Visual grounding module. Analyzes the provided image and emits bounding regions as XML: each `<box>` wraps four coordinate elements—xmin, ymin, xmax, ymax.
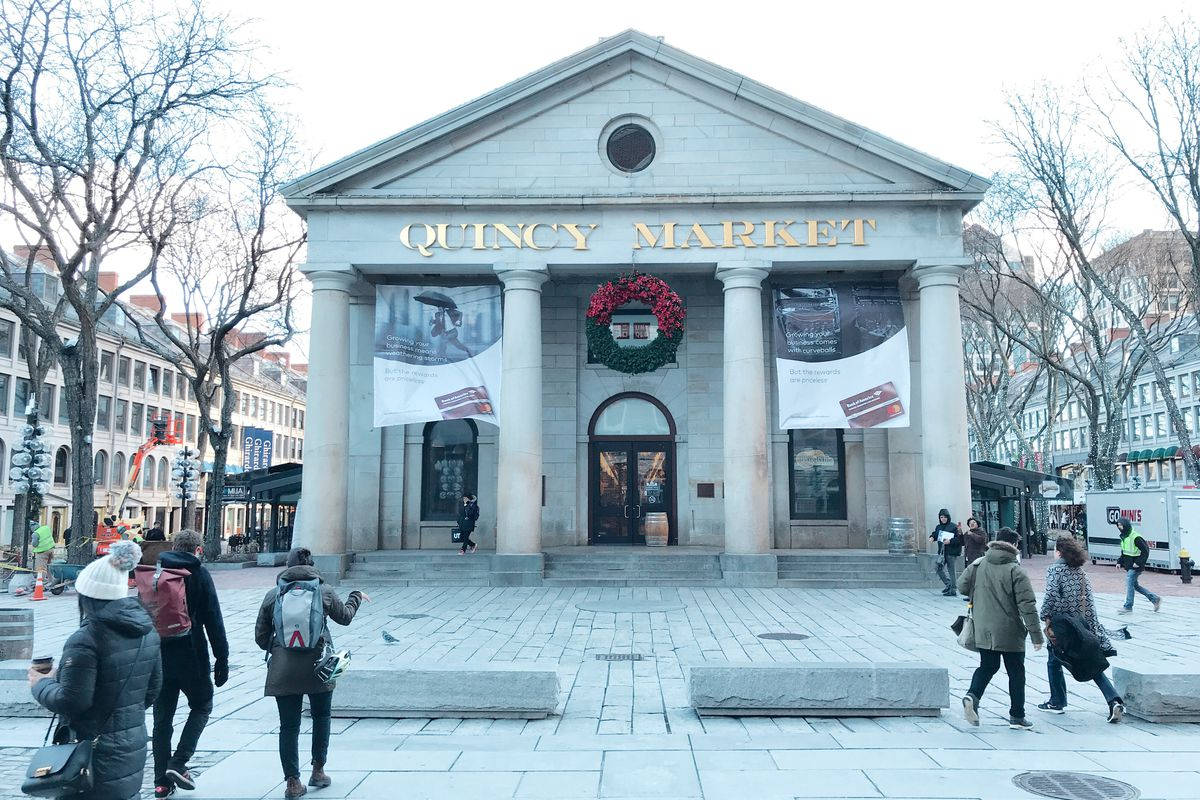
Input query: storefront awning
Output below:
<box><xmin>1163</xmin><ymin>446</ymin><xmax>1180</xmax><ymax>458</ymax></box>
<box><xmin>1117</xmin><ymin>452</ymin><xmax>1129</xmax><ymax>463</ymax></box>
<box><xmin>1152</xmin><ymin>447</ymin><xmax>1168</xmax><ymax>460</ymax></box>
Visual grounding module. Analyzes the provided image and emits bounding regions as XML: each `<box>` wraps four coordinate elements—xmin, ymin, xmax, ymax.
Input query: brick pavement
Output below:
<box><xmin>1</xmin><ymin>568</ymin><xmax>1197</xmax><ymax>799</ymax></box>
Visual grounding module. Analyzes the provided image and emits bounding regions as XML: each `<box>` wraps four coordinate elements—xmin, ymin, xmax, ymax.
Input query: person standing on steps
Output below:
<box><xmin>457</xmin><ymin>493</ymin><xmax>480</xmax><ymax>554</ymax></box>
<box><xmin>148</xmin><ymin>529</ymin><xmax>229</xmax><ymax>798</ymax></box>
<box><xmin>1115</xmin><ymin>518</ymin><xmax>1161</xmax><ymax>614</ymax></box>
<box><xmin>256</xmin><ymin>547</ymin><xmax>369</xmax><ymax>798</ymax></box>
<box><xmin>958</xmin><ymin>527</ymin><xmax>1044</xmax><ymax>731</ymax></box>
<box><xmin>929</xmin><ymin>509</ymin><xmax>963</xmax><ymax>596</ymax></box>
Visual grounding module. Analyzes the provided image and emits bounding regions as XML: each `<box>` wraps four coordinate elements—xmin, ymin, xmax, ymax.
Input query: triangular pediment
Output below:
<box><xmin>284</xmin><ymin>31</ymin><xmax>988</xmax><ymax>207</ymax></box>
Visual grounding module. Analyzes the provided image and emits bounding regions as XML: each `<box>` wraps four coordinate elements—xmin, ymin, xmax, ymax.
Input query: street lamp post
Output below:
<box><xmin>172</xmin><ymin>446</ymin><xmax>201</xmax><ymax>532</ymax></box>
<box><xmin>8</xmin><ymin>401</ymin><xmax>50</xmax><ymax>571</ymax></box>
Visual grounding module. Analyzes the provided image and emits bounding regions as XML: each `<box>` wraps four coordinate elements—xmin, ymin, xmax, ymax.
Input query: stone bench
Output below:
<box><xmin>686</xmin><ymin>662</ymin><xmax>949</xmax><ymax>717</ymax></box>
<box><xmin>1112</xmin><ymin>666</ymin><xmax>1200</xmax><ymax>723</ymax></box>
<box><xmin>332</xmin><ymin>663</ymin><xmax>559</xmax><ymax>719</ymax></box>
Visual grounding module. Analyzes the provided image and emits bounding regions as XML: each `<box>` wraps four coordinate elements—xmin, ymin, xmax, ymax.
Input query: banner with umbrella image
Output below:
<box><xmin>374</xmin><ymin>285</ymin><xmax>502</xmax><ymax>427</ymax></box>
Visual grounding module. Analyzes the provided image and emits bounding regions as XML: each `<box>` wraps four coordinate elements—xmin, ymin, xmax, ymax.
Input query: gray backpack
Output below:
<box><xmin>273</xmin><ymin>576</ymin><xmax>325</xmax><ymax>650</ymax></box>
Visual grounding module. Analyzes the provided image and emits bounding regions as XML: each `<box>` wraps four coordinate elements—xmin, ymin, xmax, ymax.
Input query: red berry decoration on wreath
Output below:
<box><xmin>585</xmin><ymin>272</ymin><xmax>685</xmax><ymax>374</ymax></box>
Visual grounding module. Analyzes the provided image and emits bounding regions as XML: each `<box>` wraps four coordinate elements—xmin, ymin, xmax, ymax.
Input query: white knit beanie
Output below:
<box><xmin>74</xmin><ymin>540</ymin><xmax>141</xmax><ymax>600</ymax></box>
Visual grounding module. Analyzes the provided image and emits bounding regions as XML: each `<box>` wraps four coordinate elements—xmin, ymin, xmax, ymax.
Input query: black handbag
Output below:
<box><xmin>451</xmin><ymin>527</ymin><xmax>463</xmax><ymax>543</ymax></box>
<box><xmin>23</xmin><ymin>637</ymin><xmax>146</xmax><ymax>797</ymax></box>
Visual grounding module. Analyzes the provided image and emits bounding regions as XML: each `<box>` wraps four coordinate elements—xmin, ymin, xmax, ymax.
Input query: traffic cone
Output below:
<box><xmin>31</xmin><ymin>572</ymin><xmax>46</xmax><ymax>601</ymax></box>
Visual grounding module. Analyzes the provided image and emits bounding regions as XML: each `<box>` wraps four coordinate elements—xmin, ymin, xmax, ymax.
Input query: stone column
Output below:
<box><xmin>294</xmin><ymin>268</ymin><xmax>355</xmax><ymax>578</ymax></box>
<box><xmin>716</xmin><ymin>261</ymin><xmax>776</xmax><ymax>586</ymax></box>
<box><xmin>914</xmin><ymin>259</ymin><xmax>974</xmax><ymax>535</ymax></box>
<box><xmin>493</xmin><ymin>267</ymin><xmax>547</xmax><ymax>585</ymax></box>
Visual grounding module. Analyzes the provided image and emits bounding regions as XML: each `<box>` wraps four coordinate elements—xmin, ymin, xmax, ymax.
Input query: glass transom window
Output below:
<box><xmin>593</xmin><ymin>397</ymin><xmax>670</xmax><ymax>436</ymax></box>
<box><xmin>606</xmin><ymin>123</ymin><xmax>655</xmax><ymax>172</ymax></box>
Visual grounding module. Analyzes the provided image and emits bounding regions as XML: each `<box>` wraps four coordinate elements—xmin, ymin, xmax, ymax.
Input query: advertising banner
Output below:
<box><xmin>773</xmin><ymin>283</ymin><xmax>910</xmax><ymax>429</ymax></box>
<box><xmin>374</xmin><ymin>285</ymin><xmax>502</xmax><ymax>427</ymax></box>
<box><xmin>242</xmin><ymin>426</ymin><xmax>274</xmax><ymax>471</ymax></box>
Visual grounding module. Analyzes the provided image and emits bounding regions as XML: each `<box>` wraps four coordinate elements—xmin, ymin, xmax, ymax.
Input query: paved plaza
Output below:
<box><xmin>1</xmin><ymin>566</ymin><xmax>1198</xmax><ymax>799</ymax></box>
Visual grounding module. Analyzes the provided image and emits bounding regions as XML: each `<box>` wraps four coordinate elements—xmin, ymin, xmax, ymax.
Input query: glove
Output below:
<box><xmin>213</xmin><ymin>659</ymin><xmax>228</xmax><ymax>688</ymax></box>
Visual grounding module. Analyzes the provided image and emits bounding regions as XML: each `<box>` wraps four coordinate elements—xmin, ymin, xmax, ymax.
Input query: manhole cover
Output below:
<box><xmin>757</xmin><ymin>632</ymin><xmax>810</xmax><ymax>641</ymax></box>
<box><xmin>1013</xmin><ymin>772</ymin><xmax>1139</xmax><ymax>800</ymax></box>
<box><xmin>390</xmin><ymin>613</ymin><xmax>429</xmax><ymax>620</ymax></box>
<box><xmin>576</xmin><ymin>600</ymin><xmax>686</xmax><ymax>613</ymax></box>
<box><xmin>595</xmin><ymin>653</ymin><xmax>645</xmax><ymax>661</ymax></box>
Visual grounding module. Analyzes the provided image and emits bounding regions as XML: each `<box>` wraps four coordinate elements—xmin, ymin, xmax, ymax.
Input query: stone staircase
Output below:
<box><xmin>542</xmin><ymin>551</ymin><xmax>725</xmax><ymax>586</ymax></box>
<box><xmin>344</xmin><ymin>551</ymin><xmax>494</xmax><ymax>586</ymax></box>
<box><xmin>776</xmin><ymin>552</ymin><xmax>934</xmax><ymax>589</ymax></box>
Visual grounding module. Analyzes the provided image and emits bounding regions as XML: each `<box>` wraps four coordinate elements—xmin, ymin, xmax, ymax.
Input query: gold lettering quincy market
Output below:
<box><xmin>632</xmin><ymin>219</ymin><xmax>876</xmax><ymax>250</ymax></box>
<box><xmin>399</xmin><ymin>222</ymin><xmax>597</xmax><ymax>257</ymax></box>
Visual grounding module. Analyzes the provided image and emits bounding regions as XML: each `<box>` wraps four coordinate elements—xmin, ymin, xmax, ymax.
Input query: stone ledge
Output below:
<box><xmin>1113</xmin><ymin>666</ymin><xmax>1200</xmax><ymax>723</ymax></box>
<box><xmin>333</xmin><ymin>663</ymin><xmax>559</xmax><ymax>719</ymax></box>
<box><xmin>686</xmin><ymin>662</ymin><xmax>948</xmax><ymax>717</ymax></box>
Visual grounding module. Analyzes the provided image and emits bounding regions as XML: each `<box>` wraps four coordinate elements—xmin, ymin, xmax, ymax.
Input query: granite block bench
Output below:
<box><xmin>686</xmin><ymin>662</ymin><xmax>949</xmax><ymax>717</ymax></box>
<box><xmin>1112</xmin><ymin>665</ymin><xmax>1200</xmax><ymax>723</ymax></box>
<box><xmin>332</xmin><ymin>663</ymin><xmax>559</xmax><ymax>719</ymax></box>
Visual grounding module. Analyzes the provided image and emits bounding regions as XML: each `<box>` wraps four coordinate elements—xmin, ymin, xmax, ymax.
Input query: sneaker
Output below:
<box><xmin>469</xmin><ymin>544</ymin><xmax>477</xmax><ymax>553</ymax></box>
<box><xmin>1008</xmin><ymin>717</ymin><xmax>1034</xmax><ymax>730</ymax></box>
<box><xmin>457</xmin><ymin>550</ymin><xmax>464</xmax><ymax>556</ymax></box>
<box><xmin>155</xmin><ymin>785</ymin><xmax>176</xmax><ymax>799</ymax></box>
<box><xmin>1117</xmin><ymin>607</ymin><xmax>1133</xmax><ymax>615</ymax></box>
<box><xmin>1037</xmin><ymin>701</ymin><xmax>1065</xmax><ymax>714</ymax></box>
<box><xmin>1153</xmin><ymin>598</ymin><xmax>1162</xmax><ymax>612</ymax></box>
<box><xmin>962</xmin><ymin>694</ymin><xmax>979</xmax><ymax>726</ymax></box>
<box><xmin>166</xmin><ymin>769</ymin><xmax>195</xmax><ymax>791</ymax></box>
<box><xmin>1108</xmin><ymin>700</ymin><xmax>1125</xmax><ymax>723</ymax></box>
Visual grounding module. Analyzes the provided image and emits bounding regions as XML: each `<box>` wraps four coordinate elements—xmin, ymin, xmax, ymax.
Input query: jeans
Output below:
<box><xmin>967</xmin><ymin>648</ymin><xmax>1026</xmax><ymax>719</ymax></box>
<box><xmin>936</xmin><ymin>554</ymin><xmax>959</xmax><ymax>591</ymax></box>
<box><xmin>1047</xmin><ymin>647</ymin><xmax>1119</xmax><ymax>707</ymax></box>
<box><xmin>1124</xmin><ymin>568</ymin><xmax>1159</xmax><ymax>610</ymax></box>
<box><xmin>152</xmin><ymin>650</ymin><xmax>214</xmax><ymax>782</ymax></box>
<box><xmin>276</xmin><ymin>691</ymin><xmax>333</xmax><ymax>779</ymax></box>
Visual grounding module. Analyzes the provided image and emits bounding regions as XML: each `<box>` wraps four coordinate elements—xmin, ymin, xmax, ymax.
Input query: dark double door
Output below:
<box><xmin>589</xmin><ymin>441</ymin><xmax>673</xmax><ymax>545</ymax></box>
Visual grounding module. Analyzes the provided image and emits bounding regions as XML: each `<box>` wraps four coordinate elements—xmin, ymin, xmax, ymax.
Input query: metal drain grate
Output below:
<box><xmin>1013</xmin><ymin>772</ymin><xmax>1139</xmax><ymax>800</ymax></box>
<box><xmin>390</xmin><ymin>613</ymin><xmax>429</xmax><ymax>620</ymax></box>
<box><xmin>757</xmin><ymin>632</ymin><xmax>810</xmax><ymax>641</ymax></box>
<box><xmin>595</xmin><ymin>653</ymin><xmax>645</xmax><ymax>661</ymax></box>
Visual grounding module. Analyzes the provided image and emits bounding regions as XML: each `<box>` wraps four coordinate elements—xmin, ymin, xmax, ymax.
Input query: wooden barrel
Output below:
<box><xmin>887</xmin><ymin>517</ymin><xmax>916</xmax><ymax>555</ymax></box>
<box><xmin>644</xmin><ymin>512</ymin><xmax>669</xmax><ymax>546</ymax></box>
<box><xmin>0</xmin><ymin>608</ymin><xmax>34</xmax><ymax>660</ymax></box>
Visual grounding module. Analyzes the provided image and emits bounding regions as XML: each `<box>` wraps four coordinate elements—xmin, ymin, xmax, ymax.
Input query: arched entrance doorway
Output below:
<box><xmin>588</xmin><ymin>393</ymin><xmax>675</xmax><ymax>545</ymax></box>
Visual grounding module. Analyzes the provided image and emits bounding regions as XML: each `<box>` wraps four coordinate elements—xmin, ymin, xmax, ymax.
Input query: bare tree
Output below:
<box><xmin>0</xmin><ymin>0</ymin><xmax>266</xmax><ymax>561</ymax></box>
<box><xmin>123</xmin><ymin>107</ymin><xmax>303</xmax><ymax>559</ymax></box>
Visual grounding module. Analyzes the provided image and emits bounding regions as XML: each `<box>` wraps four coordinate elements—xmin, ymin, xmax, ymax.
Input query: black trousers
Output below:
<box><xmin>968</xmin><ymin>648</ymin><xmax>1026</xmax><ymax>719</ymax></box>
<box><xmin>276</xmin><ymin>691</ymin><xmax>333</xmax><ymax>779</ymax></box>
<box><xmin>152</xmin><ymin>651</ymin><xmax>214</xmax><ymax>782</ymax></box>
<box><xmin>459</xmin><ymin>530</ymin><xmax>476</xmax><ymax>551</ymax></box>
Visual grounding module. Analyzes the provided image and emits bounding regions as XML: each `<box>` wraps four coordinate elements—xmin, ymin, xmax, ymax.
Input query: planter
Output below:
<box><xmin>0</xmin><ymin>608</ymin><xmax>34</xmax><ymax>660</ymax></box>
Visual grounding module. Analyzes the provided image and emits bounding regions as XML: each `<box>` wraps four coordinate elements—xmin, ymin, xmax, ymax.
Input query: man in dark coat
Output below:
<box><xmin>457</xmin><ymin>493</ymin><xmax>480</xmax><ymax>554</ymax></box>
<box><xmin>30</xmin><ymin>540</ymin><xmax>162</xmax><ymax>800</ymax></box>
<box><xmin>151</xmin><ymin>529</ymin><xmax>229</xmax><ymax>797</ymax></box>
<box><xmin>929</xmin><ymin>508</ymin><xmax>963</xmax><ymax>596</ymax></box>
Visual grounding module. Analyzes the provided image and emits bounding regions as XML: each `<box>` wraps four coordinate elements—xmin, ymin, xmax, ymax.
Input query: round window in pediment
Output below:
<box><xmin>606</xmin><ymin>123</ymin><xmax>655</xmax><ymax>173</ymax></box>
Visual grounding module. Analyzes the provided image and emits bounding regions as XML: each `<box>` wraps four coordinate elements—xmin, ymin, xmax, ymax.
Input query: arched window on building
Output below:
<box><xmin>421</xmin><ymin>420</ymin><xmax>478</xmax><ymax>521</ymax></box>
<box><xmin>112</xmin><ymin>452</ymin><xmax>126</xmax><ymax>489</ymax></box>
<box><xmin>157</xmin><ymin>459</ymin><xmax>169</xmax><ymax>492</ymax></box>
<box><xmin>54</xmin><ymin>446</ymin><xmax>69</xmax><ymax>485</ymax></box>
<box><xmin>143</xmin><ymin>456</ymin><xmax>155</xmax><ymax>490</ymax></box>
<box><xmin>93</xmin><ymin>450</ymin><xmax>108</xmax><ymax>487</ymax></box>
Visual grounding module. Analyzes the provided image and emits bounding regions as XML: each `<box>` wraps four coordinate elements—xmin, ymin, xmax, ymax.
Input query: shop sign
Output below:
<box><xmin>222</xmin><ymin>483</ymin><xmax>248</xmax><ymax>503</ymax></box>
<box><xmin>242</xmin><ymin>426</ymin><xmax>274</xmax><ymax>472</ymax></box>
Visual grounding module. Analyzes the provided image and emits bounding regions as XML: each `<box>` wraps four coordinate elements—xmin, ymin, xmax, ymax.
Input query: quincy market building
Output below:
<box><xmin>283</xmin><ymin>31</ymin><xmax>986</xmax><ymax>583</ymax></box>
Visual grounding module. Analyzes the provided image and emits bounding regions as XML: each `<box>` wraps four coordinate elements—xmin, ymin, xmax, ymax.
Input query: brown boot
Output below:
<box><xmin>284</xmin><ymin>777</ymin><xmax>307</xmax><ymax>798</ymax></box>
<box><xmin>308</xmin><ymin>763</ymin><xmax>331</xmax><ymax>789</ymax></box>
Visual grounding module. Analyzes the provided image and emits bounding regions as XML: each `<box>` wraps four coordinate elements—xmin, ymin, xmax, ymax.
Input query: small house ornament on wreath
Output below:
<box><xmin>585</xmin><ymin>272</ymin><xmax>685</xmax><ymax>374</ymax></box>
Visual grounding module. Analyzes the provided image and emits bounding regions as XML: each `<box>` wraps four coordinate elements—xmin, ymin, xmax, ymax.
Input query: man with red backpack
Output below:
<box><xmin>136</xmin><ymin>529</ymin><xmax>229</xmax><ymax>798</ymax></box>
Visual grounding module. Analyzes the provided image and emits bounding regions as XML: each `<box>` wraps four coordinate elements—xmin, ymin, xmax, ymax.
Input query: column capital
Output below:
<box><xmin>912</xmin><ymin>258</ymin><xmax>972</xmax><ymax>289</ymax></box>
<box><xmin>304</xmin><ymin>269</ymin><xmax>358</xmax><ymax>293</ymax></box>
<box><xmin>715</xmin><ymin>261</ymin><xmax>771</xmax><ymax>291</ymax></box>
<box><xmin>495</xmin><ymin>267</ymin><xmax>548</xmax><ymax>293</ymax></box>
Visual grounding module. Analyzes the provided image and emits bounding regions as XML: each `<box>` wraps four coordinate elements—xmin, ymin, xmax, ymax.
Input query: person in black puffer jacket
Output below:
<box><xmin>30</xmin><ymin>540</ymin><xmax>162</xmax><ymax>800</ymax></box>
<box><xmin>929</xmin><ymin>508</ymin><xmax>964</xmax><ymax>596</ymax></box>
<box><xmin>457</xmin><ymin>493</ymin><xmax>480</xmax><ymax>554</ymax></box>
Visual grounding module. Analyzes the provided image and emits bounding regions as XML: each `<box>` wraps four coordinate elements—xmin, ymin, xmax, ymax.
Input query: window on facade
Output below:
<box><xmin>173</xmin><ymin>411</ymin><xmax>184</xmax><ymax>437</ymax></box>
<box><xmin>39</xmin><ymin>384</ymin><xmax>53</xmax><ymax>422</ymax></box>
<box><xmin>1153</xmin><ymin>384</ymin><xmax>1162</xmax><ymax>403</ymax></box>
<box><xmin>251</xmin><ymin>396</ymin><xmax>258</xmax><ymax>418</ymax></box>
<box><xmin>789</xmin><ymin>429</ymin><xmax>847</xmax><ymax>520</ymax></box>
<box><xmin>147</xmin><ymin>406</ymin><xmax>158</xmax><ymax>432</ymax></box>
<box><xmin>0</xmin><ymin>319</ymin><xmax>13</xmax><ymax>358</ymax></box>
<box><xmin>112</xmin><ymin>452</ymin><xmax>126</xmax><ymax>488</ymax></box>
<box><xmin>130</xmin><ymin>402</ymin><xmax>144</xmax><ymax>436</ymax></box>
<box><xmin>115</xmin><ymin>399</ymin><xmax>128</xmax><ymax>434</ymax></box>
<box><xmin>299</xmin><ymin>410</ymin><xmax>304</xmax><ymax>429</ymax></box>
<box><xmin>0</xmin><ymin>439</ymin><xmax>4</xmax><ymax>483</ymax></box>
<box><xmin>58</xmin><ymin>392</ymin><xmax>68</xmax><ymax>425</ymax></box>
<box><xmin>157</xmin><ymin>460</ymin><xmax>168</xmax><ymax>492</ymax></box>
<box><xmin>99</xmin><ymin>352</ymin><xmax>113</xmax><ymax>383</ymax></box>
<box><xmin>14</xmin><ymin>378</ymin><xmax>30</xmax><ymax>416</ymax></box>
<box><xmin>421</xmin><ymin>420</ymin><xmax>478</xmax><ymax>520</ymax></box>
<box><xmin>143</xmin><ymin>456</ymin><xmax>155</xmax><ymax>490</ymax></box>
<box><xmin>93</xmin><ymin>450</ymin><xmax>108</xmax><ymax>486</ymax></box>
<box><xmin>53</xmin><ymin>446</ymin><xmax>69</xmax><ymax>485</ymax></box>
<box><xmin>96</xmin><ymin>395</ymin><xmax>112</xmax><ymax>430</ymax></box>
<box><xmin>1156</xmin><ymin>413</ymin><xmax>1167</xmax><ymax>437</ymax></box>
<box><xmin>163</xmin><ymin>370</ymin><xmax>173</xmax><ymax>397</ymax></box>
<box><xmin>118</xmin><ymin>356</ymin><xmax>130</xmax><ymax>387</ymax></box>
<box><xmin>0</xmin><ymin>373</ymin><xmax>8</xmax><ymax>415</ymax></box>
<box><xmin>18</xmin><ymin>327</ymin><xmax>32</xmax><ymax>360</ymax></box>
<box><xmin>1149</xmin><ymin>460</ymin><xmax>1160</xmax><ymax>481</ymax></box>
<box><xmin>176</xmin><ymin>374</ymin><xmax>184</xmax><ymax>398</ymax></box>
<box><xmin>147</xmin><ymin>366</ymin><xmax>159</xmax><ymax>394</ymax></box>
<box><xmin>133</xmin><ymin>361</ymin><xmax>145</xmax><ymax>391</ymax></box>
<box><xmin>1138</xmin><ymin>385</ymin><xmax>1148</xmax><ymax>406</ymax></box>
<box><xmin>186</xmin><ymin>414</ymin><xmax>196</xmax><ymax>442</ymax></box>
<box><xmin>297</xmin><ymin>438</ymin><xmax>302</xmax><ymax>459</ymax></box>
<box><xmin>241</xmin><ymin>393</ymin><xmax>249</xmax><ymax>415</ymax></box>
<box><xmin>1143</xmin><ymin>416</ymin><xmax>1153</xmax><ymax>438</ymax></box>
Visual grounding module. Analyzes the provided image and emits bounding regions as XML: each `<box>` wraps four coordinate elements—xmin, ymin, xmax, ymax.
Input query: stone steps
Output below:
<box><xmin>542</xmin><ymin>578</ymin><xmax>728</xmax><ymax>587</ymax></box>
<box><xmin>777</xmin><ymin>578</ymin><xmax>932</xmax><ymax>589</ymax></box>
<box><xmin>342</xmin><ymin>573</ymin><xmax>493</xmax><ymax>586</ymax></box>
<box><xmin>544</xmin><ymin>554</ymin><xmax>723</xmax><ymax>587</ymax></box>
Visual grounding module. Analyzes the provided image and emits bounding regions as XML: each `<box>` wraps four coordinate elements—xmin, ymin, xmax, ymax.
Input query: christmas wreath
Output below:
<box><xmin>585</xmin><ymin>272</ymin><xmax>685</xmax><ymax>374</ymax></box>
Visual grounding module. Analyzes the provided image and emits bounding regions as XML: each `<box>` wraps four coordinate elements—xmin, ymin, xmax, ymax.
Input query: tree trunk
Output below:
<box><xmin>202</xmin><ymin>380</ymin><xmax>235</xmax><ymax>562</ymax></box>
<box><xmin>61</xmin><ymin>342</ymin><xmax>98</xmax><ymax>564</ymax></box>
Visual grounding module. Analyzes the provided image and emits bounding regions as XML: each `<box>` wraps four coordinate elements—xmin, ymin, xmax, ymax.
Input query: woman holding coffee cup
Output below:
<box><xmin>28</xmin><ymin>540</ymin><xmax>162</xmax><ymax>800</ymax></box>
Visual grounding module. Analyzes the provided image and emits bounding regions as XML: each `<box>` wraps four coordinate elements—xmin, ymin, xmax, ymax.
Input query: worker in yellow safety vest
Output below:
<box><xmin>1114</xmin><ymin>518</ymin><xmax>1162</xmax><ymax>614</ymax></box>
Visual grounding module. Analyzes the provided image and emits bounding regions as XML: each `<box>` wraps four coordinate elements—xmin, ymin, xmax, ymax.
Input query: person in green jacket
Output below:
<box><xmin>957</xmin><ymin>527</ymin><xmax>1044</xmax><ymax>730</ymax></box>
<box><xmin>31</xmin><ymin>524</ymin><xmax>56</xmax><ymax>578</ymax></box>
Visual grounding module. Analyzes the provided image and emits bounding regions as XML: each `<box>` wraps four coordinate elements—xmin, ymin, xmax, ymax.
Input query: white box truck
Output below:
<box><xmin>1085</xmin><ymin>488</ymin><xmax>1200</xmax><ymax>571</ymax></box>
